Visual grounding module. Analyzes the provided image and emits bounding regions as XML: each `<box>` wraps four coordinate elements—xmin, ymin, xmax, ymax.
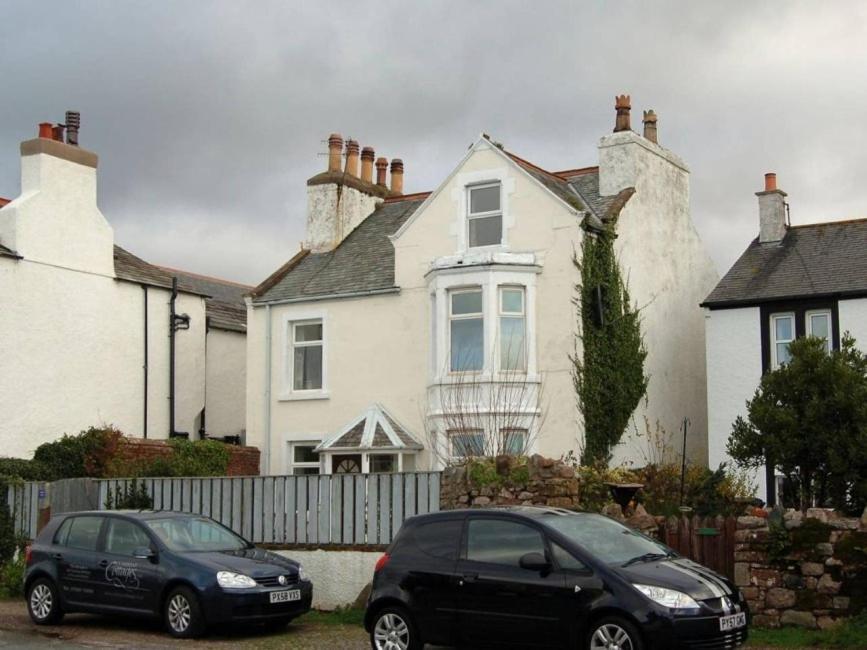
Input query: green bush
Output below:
<box><xmin>0</xmin><ymin>504</ymin><xmax>20</xmax><ymax>565</ymax></box>
<box><xmin>104</xmin><ymin>479</ymin><xmax>154</xmax><ymax>510</ymax></box>
<box><xmin>0</xmin><ymin>458</ymin><xmax>49</xmax><ymax>482</ymax></box>
<box><xmin>32</xmin><ymin>426</ymin><xmax>123</xmax><ymax>480</ymax></box>
<box><xmin>0</xmin><ymin>556</ymin><xmax>25</xmax><ymax>599</ymax></box>
<box><xmin>166</xmin><ymin>439</ymin><xmax>230</xmax><ymax>476</ymax></box>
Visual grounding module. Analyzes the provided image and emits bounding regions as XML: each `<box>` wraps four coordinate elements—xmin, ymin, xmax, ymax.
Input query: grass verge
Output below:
<box><xmin>748</xmin><ymin>614</ymin><xmax>867</xmax><ymax>648</ymax></box>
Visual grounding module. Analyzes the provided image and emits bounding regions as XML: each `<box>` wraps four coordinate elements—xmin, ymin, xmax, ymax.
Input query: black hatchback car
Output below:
<box><xmin>24</xmin><ymin>510</ymin><xmax>312</xmax><ymax>637</ymax></box>
<box><xmin>365</xmin><ymin>507</ymin><xmax>749</xmax><ymax>650</ymax></box>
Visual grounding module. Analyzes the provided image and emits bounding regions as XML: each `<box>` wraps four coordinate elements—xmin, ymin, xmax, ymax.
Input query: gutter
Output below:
<box><xmin>251</xmin><ymin>286</ymin><xmax>400</xmax><ymax>308</ymax></box>
<box><xmin>701</xmin><ymin>289</ymin><xmax>867</xmax><ymax>311</ymax></box>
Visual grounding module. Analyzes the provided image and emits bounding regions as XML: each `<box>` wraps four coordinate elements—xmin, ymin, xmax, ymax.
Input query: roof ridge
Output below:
<box><xmin>554</xmin><ymin>166</ymin><xmax>598</xmax><ymax>179</ymax></box>
<box><xmin>383</xmin><ymin>191</ymin><xmax>431</xmax><ymax>203</ymax></box>
<box><xmin>157</xmin><ymin>265</ymin><xmax>253</xmax><ymax>289</ymax></box>
<box><xmin>790</xmin><ymin>217</ymin><xmax>867</xmax><ymax>229</ymax></box>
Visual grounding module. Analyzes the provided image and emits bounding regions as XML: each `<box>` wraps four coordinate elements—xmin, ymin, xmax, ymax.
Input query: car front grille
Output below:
<box><xmin>680</xmin><ymin>628</ymin><xmax>748</xmax><ymax>650</ymax></box>
<box><xmin>254</xmin><ymin>575</ymin><xmax>294</xmax><ymax>588</ymax></box>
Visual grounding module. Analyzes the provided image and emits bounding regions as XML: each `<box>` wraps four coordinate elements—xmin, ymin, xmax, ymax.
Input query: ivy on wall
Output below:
<box><xmin>571</xmin><ymin>218</ymin><xmax>648</xmax><ymax>465</ymax></box>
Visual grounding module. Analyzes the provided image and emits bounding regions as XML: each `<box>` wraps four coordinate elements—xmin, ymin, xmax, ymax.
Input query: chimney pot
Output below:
<box><xmin>327</xmin><ymin>133</ymin><xmax>343</xmax><ymax>173</ymax></box>
<box><xmin>344</xmin><ymin>139</ymin><xmax>360</xmax><ymax>178</ymax></box>
<box><xmin>642</xmin><ymin>109</ymin><xmax>658</xmax><ymax>144</ymax></box>
<box><xmin>65</xmin><ymin>110</ymin><xmax>80</xmax><ymax>146</ymax></box>
<box><xmin>390</xmin><ymin>158</ymin><xmax>404</xmax><ymax>195</ymax></box>
<box><xmin>52</xmin><ymin>125</ymin><xmax>65</xmax><ymax>142</ymax></box>
<box><xmin>360</xmin><ymin>146</ymin><xmax>375</xmax><ymax>183</ymax></box>
<box><xmin>614</xmin><ymin>94</ymin><xmax>631</xmax><ymax>132</ymax></box>
<box><xmin>764</xmin><ymin>172</ymin><xmax>777</xmax><ymax>192</ymax></box>
<box><xmin>375</xmin><ymin>157</ymin><xmax>388</xmax><ymax>186</ymax></box>
<box><xmin>38</xmin><ymin>123</ymin><xmax>54</xmax><ymax>139</ymax></box>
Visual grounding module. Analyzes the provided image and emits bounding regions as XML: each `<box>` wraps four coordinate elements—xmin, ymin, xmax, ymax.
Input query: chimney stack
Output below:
<box><xmin>344</xmin><ymin>140</ymin><xmax>359</xmax><ymax>177</ymax></box>
<box><xmin>375</xmin><ymin>157</ymin><xmax>388</xmax><ymax>187</ymax></box>
<box><xmin>328</xmin><ymin>133</ymin><xmax>343</xmax><ymax>173</ymax></box>
<box><xmin>65</xmin><ymin>111</ymin><xmax>80</xmax><ymax>146</ymax></box>
<box><xmin>757</xmin><ymin>172</ymin><xmax>787</xmax><ymax>243</ymax></box>
<box><xmin>614</xmin><ymin>94</ymin><xmax>631</xmax><ymax>132</ymax></box>
<box><xmin>390</xmin><ymin>159</ymin><xmax>404</xmax><ymax>194</ymax></box>
<box><xmin>360</xmin><ymin>147</ymin><xmax>375</xmax><ymax>183</ymax></box>
<box><xmin>642</xmin><ymin>110</ymin><xmax>658</xmax><ymax>144</ymax></box>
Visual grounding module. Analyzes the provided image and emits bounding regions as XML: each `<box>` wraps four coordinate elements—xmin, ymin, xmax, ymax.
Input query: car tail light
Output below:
<box><xmin>24</xmin><ymin>545</ymin><xmax>32</xmax><ymax>566</ymax></box>
<box><xmin>374</xmin><ymin>553</ymin><xmax>390</xmax><ymax>573</ymax></box>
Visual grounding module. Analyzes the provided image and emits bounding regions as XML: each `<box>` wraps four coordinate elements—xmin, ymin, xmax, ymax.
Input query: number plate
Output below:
<box><xmin>270</xmin><ymin>589</ymin><xmax>301</xmax><ymax>604</ymax></box>
<box><xmin>719</xmin><ymin>612</ymin><xmax>746</xmax><ymax>631</ymax></box>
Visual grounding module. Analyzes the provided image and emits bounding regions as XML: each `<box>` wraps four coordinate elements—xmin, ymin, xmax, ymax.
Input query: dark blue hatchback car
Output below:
<box><xmin>24</xmin><ymin>510</ymin><xmax>312</xmax><ymax>637</ymax></box>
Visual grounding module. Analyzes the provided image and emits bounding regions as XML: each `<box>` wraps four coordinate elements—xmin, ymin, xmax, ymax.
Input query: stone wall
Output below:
<box><xmin>441</xmin><ymin>455</ymin><xmax>580</xmax><ymax>510</ymax></box>
<box><xmin>735</xmin><ymin>508</ymin><xmax>867</xmax><ymax>629</ymax></box>
<box><xmin>117</xmin><ymin>437</ymin><xmax>260</xmax><ymax>476</ymax></box>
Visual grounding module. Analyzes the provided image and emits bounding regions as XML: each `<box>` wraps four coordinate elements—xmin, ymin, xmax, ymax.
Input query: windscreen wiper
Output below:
<box><xmin>621</xmin><ymin>552</ymin><xmax>671</xmax><ymax>567</ymax></box>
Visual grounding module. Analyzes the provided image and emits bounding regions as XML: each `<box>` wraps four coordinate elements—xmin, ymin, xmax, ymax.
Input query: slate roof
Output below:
<box><xmin>159</xmin><ymin>267</ymin><xmax>252</xmax><ymax>333</ymax></box>
<box><xmin>703</xmin><ymin>219</ymin><xmax>867</xmax><ymax>308</ymax></box>
<box><xmin>563</xmin><ymin>169</ymin><xmax>620</xmax><ymax>220</ymax></box>
<box><xmin>316</xmin><ymin>404</ymin><xmax>424</xmax><ymax>452</ymax></box>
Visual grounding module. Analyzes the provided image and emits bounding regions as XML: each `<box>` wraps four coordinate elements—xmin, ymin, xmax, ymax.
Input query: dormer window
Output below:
<box><xmin>468</xmin><ymin>183</ymin><xmax>502</xmax><ymax>247</ymax></box>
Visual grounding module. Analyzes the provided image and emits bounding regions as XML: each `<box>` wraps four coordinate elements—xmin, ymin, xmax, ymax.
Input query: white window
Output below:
<box><xmin>289</xmin><ymin>442</ymin><xmax>320</xmax><ymax>475</ymax></box>
<box><xmin>501</xmin><ymin>428</ymin><xmax>528</xmax><ymax>455</ymax></box>
<box><xmin>499</xmin><ymin>287</ymin><xmax>526</xmax><ymax>371</ymax></box>
<box><xmin>450</xmin><ymin>289</ymin><xmax>484</xmax><ymax>372</ymax></box>
<box><xmin>448</xmin><ymin>429</ymin><xmax>485</xmax><ymax>458</ymax></box>
<box><xmin>770</xmin><ymin>313</ymin><xmax>795</xmax><ymax>368</ymax></box>
<box><xmin>291</xmin><ymin>321</ymin><xmax>323</xmax><ymax>391</ymax></box>
<box><xmin>467</xmin><ymin>183</ymin><xmax>502</xmax><ymax>247</ymax></box>
<box><xmin>369</xmin><ymin>454</ymin><xmax>396</xmax><ymax>473</ymax></box>
<box><xmin>807</xmin><ymin>310</ymin><xmax>832</xmax><ymax>353</ymax></box>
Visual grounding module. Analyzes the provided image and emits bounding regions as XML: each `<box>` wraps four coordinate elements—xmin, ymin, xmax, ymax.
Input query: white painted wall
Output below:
<box><xmin>205</xmin><ymin>328</ymin><xmax>247</xmax><ymax>437</ymax></box>
<box><xmin>304</xmin><ymin>184</ymin><xmax>382</xmax><ymax>253</ymax></box>
<box><xmin>273</xmin><ymin>548</ymin><xmax>380</xmax><ymax>610</ymax></box>
<box><xmin>705</xmin><ymin>307</ymin><xmax>763</xmax><ymax>496</ymax></box>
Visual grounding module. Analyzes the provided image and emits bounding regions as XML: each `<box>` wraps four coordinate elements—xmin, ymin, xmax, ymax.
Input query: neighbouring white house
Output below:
<box><xmin>246</xmin><ymin>97</ymin><xmax>719</xmax><ymax>476</ymax></box>
<box><xmin>703</xmin><ymin>173</ymin><xmax>867</xmax><ymax>505</ymax></box>
<box><xmin>0</xmin><ymin>116</ymin><xmax>251</xmax><ymax>458</ymax></box>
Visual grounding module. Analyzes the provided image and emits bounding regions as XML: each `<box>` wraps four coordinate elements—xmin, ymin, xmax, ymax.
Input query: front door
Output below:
<box><xmin>454</xmin><ymin>517</ymin><xmax>570</xmax><ymax>648</ymax></box>
<box><xmin>54</xmin><ymin>515</ymin><xmax>106</xmax><ymax>607</ymax></box>
<box><xmin>96</xmin><ymin>517</ymin><xmax>163</xmax><ymax>614</ymax></box>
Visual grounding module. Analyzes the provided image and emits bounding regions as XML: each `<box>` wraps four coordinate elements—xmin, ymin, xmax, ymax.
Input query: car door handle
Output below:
<box><xmin>52</xmin><ymin>553</ymin><xmax>63</xmax><ymax>561</ymax></box>
<box><xmin>98</xmin><ymin>560</ymin><xmax>108</xmax><ymax>568</ymax></box>
<box><xmin>458</xmin><ymin>573</ymin><xmax>478</xmax><ymax>586</ymax></box>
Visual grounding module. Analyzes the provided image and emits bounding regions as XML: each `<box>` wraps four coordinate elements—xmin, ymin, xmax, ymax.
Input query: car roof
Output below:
<box><xmin>52</xmin><ymin>510</ymin><xmax>199</xmax><ymax>521</ymax></box>
<box><xmin>407</xmin><ymin>506</ymin><xmax>592</xmax><ymax>523</ymax></box>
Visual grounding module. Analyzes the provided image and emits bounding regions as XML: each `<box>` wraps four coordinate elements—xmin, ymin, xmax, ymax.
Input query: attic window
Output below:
<box><xmin>468</xmin><ymin>183</ymin><xmax>502</xmax><ymax>247</ymax></box>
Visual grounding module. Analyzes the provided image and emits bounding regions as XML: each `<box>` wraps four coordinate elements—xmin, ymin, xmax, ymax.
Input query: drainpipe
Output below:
<box><xmin>142</xmin><ymin>285</ymin><xmax>149</xmax><ymax>438</ymax></box>
<box><xmin>169</xmin><ymin>277</ymin><xmax>177</xmax><ymax>437</ymax></box>
<box><xmin>264</xmin><ymin>304</ymin><xmax>272</xmax><ymax>475</ymax></box>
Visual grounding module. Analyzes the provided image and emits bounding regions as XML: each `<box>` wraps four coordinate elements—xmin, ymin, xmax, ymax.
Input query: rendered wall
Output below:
<box><xmin>273</xmin><ymin>548</ymin><xmax>380</xmax><ymax>610</ymax></box>
<box><xmin>205</xmin><ymin>327</ymin><xmax>247</xmax><ymax>438</ymax></box>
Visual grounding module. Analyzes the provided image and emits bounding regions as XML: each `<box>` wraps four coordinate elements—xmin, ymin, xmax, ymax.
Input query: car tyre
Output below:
<box><xmin>586</xmin><ymin>615</ymin><xmax>644</xmax><ymax>650</ymax></box>
<box><xmin>164</xmin><ymin>586</ymin><xmax>205</xmax><ymax>638</ymax></box>
<box><xmin>370</xmin><ymin>605</ymin><xmax>421</xmax><ymax>650</ymax></box>
<box><xmin>26</xmin><ymin>578</ymin><xmax>64</xmax><ymax>625</ymax></box>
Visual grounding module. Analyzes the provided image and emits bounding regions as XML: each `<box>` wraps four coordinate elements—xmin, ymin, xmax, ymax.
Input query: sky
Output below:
<box><xmin>1</xmin><ymin>1</ymin><xmax>866</xmax><ymax>286</ymax></box>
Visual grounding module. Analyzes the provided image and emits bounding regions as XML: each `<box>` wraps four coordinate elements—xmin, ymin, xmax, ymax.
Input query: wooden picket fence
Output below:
<box><xmin>4</xmin><ymin>481</ymin><xmax>45</xmax><ymax>540</ymax></box>
<box><xmin>96</xmin><ymin>472</ymin><xmax>441</xmax><ymax>546</ymax></box>
<box><xmin>657</xmin><ymin>515</ymin><xmax>738</xmax><ymax>581</ymax></box>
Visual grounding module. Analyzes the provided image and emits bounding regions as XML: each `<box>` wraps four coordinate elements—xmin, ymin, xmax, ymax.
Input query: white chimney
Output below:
<box><xmin>757</xmin><ymin>173</ymin><xmax>787</xmax><ymax>243</ymax></box>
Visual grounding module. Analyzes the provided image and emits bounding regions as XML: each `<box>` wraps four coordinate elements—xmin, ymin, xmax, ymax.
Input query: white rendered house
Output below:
<box><xmin>246</xmin><ymin>98</ymin><xmax>719</xmax><ymax>475</ymax></box>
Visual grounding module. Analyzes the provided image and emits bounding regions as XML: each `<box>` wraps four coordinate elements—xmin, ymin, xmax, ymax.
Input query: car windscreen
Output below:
<box><xmin>542</xmin><ymin>513</ymin><xmax>670</xmax><ymax>565</ymax></box>
<box><xmin>144</xmin><ymin>516</ymin><xmax>249</xmax><ymax>552</ymax></box>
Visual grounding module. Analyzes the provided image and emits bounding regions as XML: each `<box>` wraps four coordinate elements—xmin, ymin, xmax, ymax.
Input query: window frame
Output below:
<box><xmin>770</xmin><ymin>312</ymin><xmax>795</xmax><ymax>369</ymax></box>
<box><xmin>500</xmin><ymin>427</ymin><xmax>528</xmax><ymax>455</ymax></box>
<box><xmin>288</xmin><ymin>441</ymin><xmax>321</xmax><ymax>475</ymax></box>
<box><xmin>806</xmin><ymin>309</ymin><xmax>832</xmax><ymax>353</ymax></box>
<box><xmin>498</xmin><ymin>286</ymin><xmax>527</xmax><ymax>372</ymax></box>
<box><xmin>448</xmin><ymin>428</ymin><xmax>486</xmax><ymax>459</ymax></box>
<box><xmin>291</xmin><ymin>319</ymin><xmax>324</xmax><ymax>392</ymax></box>
<box><xmin>61</xmin><ymin>515</ymin><xmax>106</xmax><ymax>552</ymax></box>
<box><xmin>467</xmin><ymin>182</ymin><xmax>503</xmax><ymax>248</ymax></box>
<box><xmin>448</xmin><ymin>287</ymin><xmax>485</xmax><ymax>373</ymax></box>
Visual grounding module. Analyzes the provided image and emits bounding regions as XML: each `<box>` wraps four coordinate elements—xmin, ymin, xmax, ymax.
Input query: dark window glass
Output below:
<box><xmin>414</xmin><ymin>520</ymin><xmax>463</xmax><ymax>560</ymax></box>
<box><xmin>467</xmin><ymin>519</ymin><xmax>544</xmax><ymax>567</ymax></box>
<box><xmin>104</xmin><ymin>518</ymin><xmax>152</xmax><ymax>557</ymax></box>
<box><xmin>53</xmin><ymin>518</ymin><xmax>73</xmax><ymax>546</ymax></box>
<box><xmin>65</xmin><ymin>516</ymin><xmax>103</xmax><ymax>551</ymax></box>
<box><xmin>551</xmin><ymin>542</ymin><xmax>587</xmax><ymax>572</ymax></box>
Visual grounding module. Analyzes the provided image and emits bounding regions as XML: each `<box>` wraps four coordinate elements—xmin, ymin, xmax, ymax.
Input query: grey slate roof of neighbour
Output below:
<box><xmin>159</xmin><ymin>268</ymin><xmax>252</xmax><ymax>333</ymax></box>
<box><xmin>565</xmin><ymin>171</ymin><xmax>619</xmax><ymax>220</ymax></box>
<box><xmin>253</xmin><ymin>197</ymin><xmax>424</xmax><ymax>304</ymax></box>
<box><xmin>703</xmin><ymin>219</ymin><xmax>867</xmax><ymax>308</ymax></box>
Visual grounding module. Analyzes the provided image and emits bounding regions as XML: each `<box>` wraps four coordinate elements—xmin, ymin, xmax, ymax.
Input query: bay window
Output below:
<box><xmin>449</xmin><ymin>429</ymin><xmax>485</xmax><ymax>458</ymax></box>
<box><xmin>450</xmin><ymin>289</ymin><xmax>484</xmax><ymax>371</ymax></box>
<box><xmin>499</xmin><ymin>287</ymin><xmax>526</xmax><ymax>371</ymax></box>
<box><xmin>468</xmin><ymin>183</ymin><xmax>502</xmax><ymax>247</ymax></box>
<box><xmin>501</xmin><ymin>428</ymin><xmax>528</xmax><ymax>455</ymax></box>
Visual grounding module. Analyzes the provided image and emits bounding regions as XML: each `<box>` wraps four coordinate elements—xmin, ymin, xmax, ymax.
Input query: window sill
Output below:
<box><xmin>278</xmin><ymin>391</ymin><xmax>330</xmax><ymax>402</ymax></box>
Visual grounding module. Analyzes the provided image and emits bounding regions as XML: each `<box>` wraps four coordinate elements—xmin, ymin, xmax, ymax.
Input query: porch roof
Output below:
<box><xmin>315</xmin><ymin>404</ymin><xmax>423</xmax><ymax>453</ymax></box>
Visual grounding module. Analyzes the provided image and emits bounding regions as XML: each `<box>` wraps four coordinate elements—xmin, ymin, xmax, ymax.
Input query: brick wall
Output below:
<box><xmin>734</xmin><ymin>508</ymin><xmax>867</xmax><ymax>629</ymax></box>
<box><xmin>117</xmin><ymin>438</ymin><xmax>260</xmax><ymax>476</ymax></box>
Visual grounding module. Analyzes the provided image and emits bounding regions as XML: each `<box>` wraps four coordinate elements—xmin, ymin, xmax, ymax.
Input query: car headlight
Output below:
<box><xmin>633</xmin><ymin>584</ymin><xmax>700</xmax><ymax>610</ymax></box>
<box><xmin>297</xmin><ymin>564</ymin><xmax>310</xmax><ymax>582</ymax></box>
<box><xmin>217</xmin><ymin>571</ymin><xmax>257</xmax><ymax>589</ymax></box>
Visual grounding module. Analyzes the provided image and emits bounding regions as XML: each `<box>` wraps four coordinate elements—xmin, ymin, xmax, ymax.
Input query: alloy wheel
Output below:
<box><xmin>590</xmin><ymin>623</ymin><xmax>634</xmax><ymax>650</ymax></box>
<box><xmin>167</xmin><ymin>594</ymin><xmax>192</xmax><ymax>633</ymax></box>
<box><xmin>30</xmin><ymin>584</ymin><xmax>53</xmax><ymax>620</ymax></box>
<box><xmin>373</xmin><ymin>612</ymin><xmax>410</xmax><ymax>650</ymax></box>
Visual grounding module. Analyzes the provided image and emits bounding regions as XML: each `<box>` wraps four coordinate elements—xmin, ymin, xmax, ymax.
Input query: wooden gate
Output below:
<box><xmin>657</xmin><ymin>515</ymin><xmax>737</xmax><ymax>580</ymax></box>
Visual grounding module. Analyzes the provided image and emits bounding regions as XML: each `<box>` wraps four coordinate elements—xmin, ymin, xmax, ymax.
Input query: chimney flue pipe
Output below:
<box><xmin>390</xmin><ymin>158</ymin><xmax>404</xmax><ymax>194</ymax></box>
<box><xmin>361</xmin><ymin>146</ymin><xmax>375</xmax><ymax>183</ymax></box>
<box><xmin>375</xmin><ymin>157</ymin><xmax>388</xmax><ymax>186</ymax></box>
<box><xmin>328</xmin><ymin>133</ymin><xmax>343</xmax><ymax>173</ymax></box>
<box><xmin>65</xmin><ymin>111</ymin><xmax>80</xmax><ymax>146</ymax></box>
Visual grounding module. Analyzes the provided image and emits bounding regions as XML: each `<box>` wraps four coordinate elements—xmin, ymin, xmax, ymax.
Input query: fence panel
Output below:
<box><xmin>659</xmin><ymin>514</ymin><xmax>737</xmax><ymax>581</ymax></box>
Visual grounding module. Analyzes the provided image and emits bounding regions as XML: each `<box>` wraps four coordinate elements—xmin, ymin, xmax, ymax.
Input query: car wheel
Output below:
<box><xmin>27</xmin><ymin>578</ymin><xmax>64</xmax><ymax>625</ymax></box>
<box><xmin>164</xmin><ymin>586</ymin><xmax>205</xmax><ymax>638</ymax></box>
<box><xmin>586</xmin><ymin>616</ymin><xmax>644</xmax><ymax>650</ymax></box>
<box><xmin>370</xmin><ymin>606</ymin><xmax>421</xmax><ymax>650</ymax></box>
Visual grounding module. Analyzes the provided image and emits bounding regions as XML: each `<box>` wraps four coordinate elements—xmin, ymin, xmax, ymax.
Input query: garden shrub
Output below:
<box><xmin>0</xmin><ymin>556</ymin><xmax>25</xmax><ymax>598</ymax></box>
<box><xmin>104</xmin><ymin>479</ymin><xmax>154</xmax><ymax>510</ymax></box>
<box><xmin>32</xmin><ymin>426</ymin><xmax>123</xmax><ymax>480</ymax></box>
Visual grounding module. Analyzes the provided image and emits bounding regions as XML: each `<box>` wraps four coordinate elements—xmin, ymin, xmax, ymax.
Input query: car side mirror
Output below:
<box><xmin>133</xmin><ymin>547</ymin><xmax>157</xmax><ymax>562</ymax></box>
<box><xmin>519</xmin><ymin>552</ymin><xmax>550</xmax><ymax>572</ymax></box>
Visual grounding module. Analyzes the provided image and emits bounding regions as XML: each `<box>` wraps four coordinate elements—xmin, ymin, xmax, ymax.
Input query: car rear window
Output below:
<box><xmin>64</xmin><ymin>516</ymin><xmax>103</xmax><ymax>551</ymax></box>
<box><xmin>467</xmin><ymin>519</ymin><xmax>545</xmax><ymax>568</ymax></box>
<box><xmin>412</xmin><ymin>519</ymin><xmax>462</xmax><ymax>560</ymax></box>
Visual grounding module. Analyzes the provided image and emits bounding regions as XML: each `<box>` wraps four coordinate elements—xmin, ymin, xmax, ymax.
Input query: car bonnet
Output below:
<box><xmin>188</xmin><ymin>547</ymin><xmax>299</xmax><ymax>578</ymax></box>
<box><xmin>615</xmin><ymin>557</ymin><xmax>736</xmax><ymax>601</ymax></box>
